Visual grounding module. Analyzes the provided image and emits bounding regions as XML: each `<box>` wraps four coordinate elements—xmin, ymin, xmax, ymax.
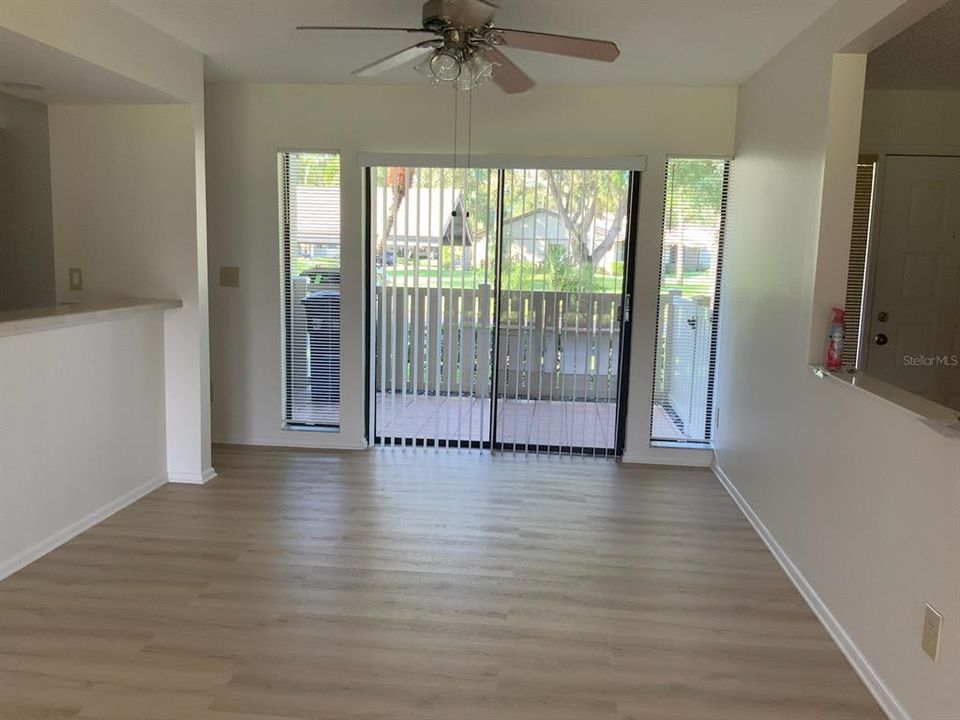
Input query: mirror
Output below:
<box><xmin>844</xmin><ymin>0</ymin><xmax>960</xmax><ymax>411</ymax></box>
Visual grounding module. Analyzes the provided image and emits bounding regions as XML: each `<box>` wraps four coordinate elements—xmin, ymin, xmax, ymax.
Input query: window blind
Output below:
<box><xmin>650</xmin><ymin>158</ymin><xmax>729</xmax><ymax>443</ymax></box>
<box><xmin>280</xmin><ymin>151</ymin><xmax>342</xmax><ymax>428</ymax></box>
<box><xmin>842</xmin><ymin>158</ymin><xmax>877</xmax><ymax>368</ymax></box>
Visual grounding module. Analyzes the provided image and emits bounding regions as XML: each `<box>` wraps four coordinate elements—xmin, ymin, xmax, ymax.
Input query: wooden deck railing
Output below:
<box><xmin>291</xmin><ymin>278</ymin><xmax>712</xmax><ymax>437</ymax></box>
<box><xmin>374</xmin><ymin>285</ymin><xmax>623</xmax><ymax>401</ymax></box>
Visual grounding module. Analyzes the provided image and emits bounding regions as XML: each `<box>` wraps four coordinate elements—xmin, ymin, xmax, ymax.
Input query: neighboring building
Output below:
<box><xmin>501</xmin><ymin>208</ymin><xmax>626</xmax><ymax>272</ymax></box>
<box><xmin>661</xmin><ymin>225</ymin><xmax>718</xmax><ymax>276</ymax></box>
<box><xmin>375</xmin><ymin>188</ymin><xmax>475</xmax><ymax>266</ymax></box>
<box><xmin>291</xmin><ymin>186</ymin><xmax>340</xmax><ymax>259</ymax></box>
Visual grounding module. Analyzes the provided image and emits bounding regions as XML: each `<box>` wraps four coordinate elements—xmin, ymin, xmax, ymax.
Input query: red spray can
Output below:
<box><xmin>826</xmin><ymin>307</ymin><xmax>845</xmax><ymax>370</ymax></box>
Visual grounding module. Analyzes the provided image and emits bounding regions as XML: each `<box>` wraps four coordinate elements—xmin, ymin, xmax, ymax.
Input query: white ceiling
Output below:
<box><xmin>866</xmin><ymin>0</ymin><xmax>960</xmax><ymax>90</ymax></box>
<box><xmin>110</xmin><ymin>0</ymin><xmax>836</xmax><ymax>87</ymax></box>
<box><xmin>0</xmin><ymin>27</ymin><xmax>178</xmax><ymax>104</ymax></box>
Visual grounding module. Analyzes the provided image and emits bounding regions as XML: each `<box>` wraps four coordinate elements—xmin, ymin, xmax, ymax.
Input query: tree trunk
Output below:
<box><xmin>545</xmin><ymin>171</ymin><xmax>593</xmax><ymax>262</ymax></box>
<box><xmin>376</xmin><ymin>168</ymin><xmax>417</xmax><ymax>259</ymax></box>
<box><xmin>588</xmin><ymin>193</ymin><xmax>628</xmax><ymax>268</ymax></box>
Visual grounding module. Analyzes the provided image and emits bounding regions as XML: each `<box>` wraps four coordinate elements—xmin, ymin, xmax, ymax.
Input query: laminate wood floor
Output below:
<box><xmin>0</xmin><ymin>446</ymin><xmax>884</xmax><ymax>720</ymax></box>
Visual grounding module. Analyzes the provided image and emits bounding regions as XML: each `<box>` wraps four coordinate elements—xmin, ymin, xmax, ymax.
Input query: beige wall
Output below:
<box><xmin>0</xmin><ymin>0</ymin><xmax>202</xmax><ymax>105</ymax></box>
<box><xmin>204</xmin><ymin>83</ymin><xmax>737</xmax><ymax>454</ymax></box>
<box><xmin>861</xmin><ymin>89</ymin><xmax>960</xmax><ymax>154</ymax></box>
<box><xmin>3</xmin><ymin>0</ymin><xmax>213</xmax><ymax>483</ymax></box>
<box><xmin>48</xmin><ymin>104</ymin><xmax>213</xmax><ymax>481</ymax></box>
<box><xmin>0</xmin><ymin>91</ymin><xmax>55</xmax><ymax>311</ymax></box>
<box><xmin>716</xmin><ymin>1</ymin><xmax>960</xmax><ymax>718</ymax></box>
<box><xmin>0</xmin><ymin>310</ymin><xmax>168</xmax><ymax>578</ymax></box>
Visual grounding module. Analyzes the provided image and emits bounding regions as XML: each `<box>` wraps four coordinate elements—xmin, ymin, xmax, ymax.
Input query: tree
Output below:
<box><xmin>291</xmin><ymin>153</ymin><xmax>340</xmax><ymax>187</ymax></box>
<box><xmin>542</xmin><ymin>170</ymin><xmax>629</xmax><ymax>269</ymax></box>
<box><xmin>664</xmin><ymin>159</ymin><xmax>724</xmax><ymax>230</ymax></box>
<box><xmin>376</xmin><ymin>167</ymin><xmax>417</xmax><ymax>260</ymax></box>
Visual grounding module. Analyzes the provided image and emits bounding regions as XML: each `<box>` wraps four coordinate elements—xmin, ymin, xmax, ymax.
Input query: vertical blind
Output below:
<box><xmin>372</xmin><ymin>165</ymin><xmax>633</xmax><ymax>455</ymax></box>
<box><xmin>280</xmin><ymin>151</ymin><xmax>342</xmax><ymax>428</ymax></box>
<box><xmin>651</xmin><ymin>157</ymin><xmax>729</xmax><ymax>443</ymax></box>
<box><xmin>374</xmin><ymin>166</ymin><xmax>499</xmax><ymax>448</ymax></box>
<box><xmin>842</xmin><ymin>157</ymin><xmax>877</xmax><ymax>368</ymax></box>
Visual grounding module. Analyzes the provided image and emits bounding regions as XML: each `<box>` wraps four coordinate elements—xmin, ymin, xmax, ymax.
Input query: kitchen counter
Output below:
<box><xmin>0</xmin><ymin>298</ymin><xmax>182</xmax><ymax>337</ymax></box>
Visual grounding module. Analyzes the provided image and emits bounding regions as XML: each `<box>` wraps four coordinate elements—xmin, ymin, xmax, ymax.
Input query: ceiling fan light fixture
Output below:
<box><xmin>413</xmin><ymin>55</ymin><xmax>443</xmax><ymax>84</ymax></box>
<box><xmin>414</xmin><ymin>45</ymin><xmax>497</xmax><ymax>90</ymax></box>
<box><xmin>464</xmin><ymin>52</ymin><xmax>496</xmax><ymax>88</ymax></box>
<box><xmin>429</xmin><ymin>47</ymin><xmax>462</xmax><ymax>82</ymax></box>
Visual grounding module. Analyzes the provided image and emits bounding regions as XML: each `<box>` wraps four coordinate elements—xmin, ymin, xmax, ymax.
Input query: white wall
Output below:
<box><xmin>0</xmin><ymin>91</ymin><xmax>55</xmax><ymax>311</ymax></box>
<box><xmin>0</xmin><ymin>311</ymin><xmax>168</xmax><ymax>578</ymax></box>
<box><xmin>204</xmin><ymin>83</ymin><xmax>737</xmax><ymax>454</ymax></box>
<box><xmin>715</xmin><ymin>1</ymin><xmax>960</xmax><ymax>718</ymax></box>
<box><xmin>48</xmin><ymin>104</ymin><xmax>213</xmax><ymax>481</ymax></box>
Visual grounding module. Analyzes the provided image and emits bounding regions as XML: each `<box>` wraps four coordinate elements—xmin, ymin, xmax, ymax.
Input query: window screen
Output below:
<box><xmin>842</xmin><ymin>157</ymin><xmax>877</xmax><ymax>368</ymax></box>
<box><xmin>280</xmin><ymin>151</ymin><xmax>341</xmax><ymax>428</ymax></box>
<box><xmin>651</xmin><ymin>158</ymin><xmax>729</xmax><ymax>443</ymax></box>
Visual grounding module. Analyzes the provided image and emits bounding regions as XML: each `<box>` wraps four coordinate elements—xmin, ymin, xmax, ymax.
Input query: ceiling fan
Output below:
<box><xmin>297</xmin><ymin>0</ymin><xmax>620</xmax><ymax>94</ymax></box>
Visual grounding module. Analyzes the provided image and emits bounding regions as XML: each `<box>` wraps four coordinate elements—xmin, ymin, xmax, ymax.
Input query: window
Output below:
<box><xmin>279</xmin><ymin>151</ymin><xmax>341</xmax><ymax>428</ymax></box>
<box><xmin>651</xmin><ymin>157</ymin><xmax>729</xmax><ymax>443</ymax></box>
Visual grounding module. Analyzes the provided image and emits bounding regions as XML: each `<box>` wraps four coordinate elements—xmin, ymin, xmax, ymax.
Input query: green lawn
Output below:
<box><xmin>377</xmin><ymin>261</ymin><xmax>713</xmax><ymax>297</ymax></box>
<box><xmin>294</xmin><ymin>258</ymin><xmax>713</xmax><ymax>298</ymax></box>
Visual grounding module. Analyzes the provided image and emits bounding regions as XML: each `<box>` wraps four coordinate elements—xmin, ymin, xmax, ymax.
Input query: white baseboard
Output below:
<box><xmin>167</xmin><ymin>467</ymin><xmax>217</xmax><ymax>485</ymax></box>
<box><xmin>211</xmin><ymin>434</ymin><xmax>368</xmax><ymax>451</ymax></box>
<box><xmin>0</xmin><ymin>471</ymin><xmax>167</xmax><ymax>582</ymax></box>
<box><xmin>710</xmin><ymin>462</ymin><xmax>910</xmax><ymax>720</ymax></box>
<box><xmin>622</xmin><ymin>446</ymin><xmax>714</xmax><ymax>467</ymax></box>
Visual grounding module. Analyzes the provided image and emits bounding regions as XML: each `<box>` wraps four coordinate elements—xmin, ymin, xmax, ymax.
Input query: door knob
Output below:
<box><xmin>874</xmin><ymin>333</ymin><xmax>888</xmax><ymax>346</ymax></box>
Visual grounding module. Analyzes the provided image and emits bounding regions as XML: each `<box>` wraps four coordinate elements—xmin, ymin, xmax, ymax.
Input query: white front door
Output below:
<box><xmin>864</xmin><ymin>155</ymin><xmax>960</xmax><ymax>409</ymax></box>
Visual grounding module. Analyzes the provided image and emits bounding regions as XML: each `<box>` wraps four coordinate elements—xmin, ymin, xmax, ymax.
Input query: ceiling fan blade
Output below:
<box><xmin>352</xmin><ymin>41</ymin><xmax>441</xmax><ymax>78</ymax></box>
<box><xmin>296</xmin><ymin>26</ymin><xmax>432</xmax><ymax>33</ymax></box>
<box><xmin>481</xmin><ymin>46</ymin><xmax>535</xmax><ymax>94</ymax></box>
<box><xmin>496</xmin><ymin>28</ymin><xmax>620</xmax><ymax>62</ymax></box>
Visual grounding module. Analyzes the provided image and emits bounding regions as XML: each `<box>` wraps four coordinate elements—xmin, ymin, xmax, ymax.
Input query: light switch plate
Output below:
<box><xmin>219</xmin><ymin>266</ymin><xmax>240</xmax><ymax>288</ymax></box>
<box><xmin>68</xmin><ymin>267</ymin><xmax>82</xmax><ymax>291</ymax></box>
<box><xmin>922</xmin><ymin>603</ymin><xmax>942</xmax><ymax>661</ymax></box>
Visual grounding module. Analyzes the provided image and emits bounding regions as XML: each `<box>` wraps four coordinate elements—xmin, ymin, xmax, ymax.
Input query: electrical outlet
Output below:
<box><xmin>922</xmin><ymin>603</ymin><xmax>942</xmax><ymax>661</ymax></box>
<box><xmin>219</xmin><ymin>266</ymin><xmax>240</xmax><ymax>288</ymax></box>
<box><xmin>68</xmin><ymin>267</ymin><xmax>82</xmax><ymax>291</ymax></box>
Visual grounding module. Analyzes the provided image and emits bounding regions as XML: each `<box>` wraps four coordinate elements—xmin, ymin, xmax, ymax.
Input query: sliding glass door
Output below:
<box><xmin>370</xmin><ymin>164</ymin><xmax>636</xmax><ymax>456</ymax></box>
<box><xmin>372</xmin><ymin>166</ymin><xmax>498</xmax><ymax>447</ymax></box>
<box><xmin>493</xmin><ymin>168</ymin><xmax>632</xmax><ymax>455</ymax></box>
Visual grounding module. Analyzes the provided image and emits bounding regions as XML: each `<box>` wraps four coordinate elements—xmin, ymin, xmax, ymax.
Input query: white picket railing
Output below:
<box><xmin>291</xmin><ymin>278</ymin><xmax>712</xmax><ymax>441</ymax></box>
<box><xmin>374</xmin><ymin>284</ymin><xmax>622</xmax><ymax>402</ymax></box>
<box><xmin>654</xmin><ymin>290</ymin><xmax>713</xmax><ymax>440</ymax></box>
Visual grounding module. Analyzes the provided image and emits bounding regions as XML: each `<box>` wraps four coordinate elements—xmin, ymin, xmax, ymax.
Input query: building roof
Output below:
<box><xmin>663</xmin><ymin>226</ymin><xmax>719</xmax><ymax>247</ymax></box>
<box><xmin>502</xmin><ymin>207</ymin><xmax>624</xmax><ymax>249</ymax></box>
<box><xmin>375</xmin><ymin>188</ymin><xmax>473</xmax><ymax>246</ymax></box>
<box><xmin>290</xmin><ymin>187</ymin><xmax>340</xmax><ymax>243</ymax></box>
